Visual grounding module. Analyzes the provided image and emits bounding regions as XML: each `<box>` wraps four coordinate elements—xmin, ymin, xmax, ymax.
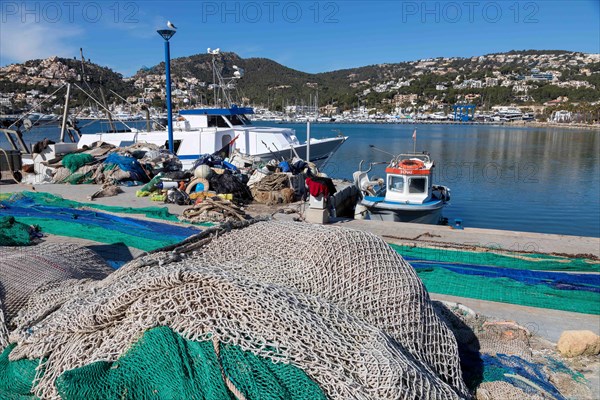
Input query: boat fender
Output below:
<box><xmin>155</xmin><ymin>181</ymin><xmax>178</xmax><ymax>190</ymax></box>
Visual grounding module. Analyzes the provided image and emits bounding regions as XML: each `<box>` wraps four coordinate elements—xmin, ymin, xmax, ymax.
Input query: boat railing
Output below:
<box><xmin>392</xmin><ymin>152</ymin><xmax>431</xmax><ymax>164</ymax></box>
<box><xmin>358</xmin><ymin>160</ymin><xmax>388</xmax><ymax>174</ymax></box>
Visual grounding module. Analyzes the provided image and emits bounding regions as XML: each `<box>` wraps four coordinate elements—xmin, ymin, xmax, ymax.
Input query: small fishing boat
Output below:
<box><xmin>353</xmin><ymin>151</ymin><xmax>450</xmax><ymax>224</ymax></box>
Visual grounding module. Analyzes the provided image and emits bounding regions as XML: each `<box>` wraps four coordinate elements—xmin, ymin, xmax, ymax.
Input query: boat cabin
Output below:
<box><xmin>178</xmin><ymin>106</ymin><xmax>254</xmax><ymax>129</ymax></box>
<box><xmin>175</xmin><ymin>105</ymin><xmax>300</xmax><ymax>160</ymax></box>
<box><xmin>384</xmin><ymin>154</ymin><xmax>434</xmax><ymax>204</ymax></box>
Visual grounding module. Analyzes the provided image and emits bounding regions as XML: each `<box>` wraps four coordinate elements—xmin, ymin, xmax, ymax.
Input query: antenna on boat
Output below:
<box><xmin>207</xmin><ymin>47</ymin><xmax>243</xmax><ymax>107</ymax></box>
<box><xmin>412</xmin><ymin>128</ymin><xmax>417</xmax><ymax>153</ymax></box>
<box><xmin>369</xmin><ymin>144</ymin><xmax>396</xmax><ymax>158</ymax></box>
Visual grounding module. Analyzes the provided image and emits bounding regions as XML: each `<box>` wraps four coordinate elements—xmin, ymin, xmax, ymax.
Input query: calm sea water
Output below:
<box><xmin>273</xmin><ymin>122</ymin><xmax>600</xmax><ymax>238</ymax></box>
<box><xmin>2</xmin><ymin>120</ymin><xmax>599</xmax><ymax>237</ymax></box>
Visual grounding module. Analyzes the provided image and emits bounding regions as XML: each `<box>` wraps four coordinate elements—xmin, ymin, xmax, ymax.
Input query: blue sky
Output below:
<box><xmin>1</xmin><ymin>1</ymin><xmax>599</xmax><ymax>76</ymax></box>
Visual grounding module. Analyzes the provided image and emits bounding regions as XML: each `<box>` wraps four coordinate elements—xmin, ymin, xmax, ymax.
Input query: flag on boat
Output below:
<box><xmin>412</xmin><ymin>129</ymin><xmax>417</xmax><ymax>140</ymax></box>
<box><xmin>213</xmin><ymin>134</ymin><xmax>240</xmax><ymax>158</ymax></box>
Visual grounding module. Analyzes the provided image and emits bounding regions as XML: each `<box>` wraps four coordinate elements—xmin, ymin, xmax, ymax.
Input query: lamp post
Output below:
<box><xmin>157</xmin><ymin>28</ymin><xmax>176</xmax><ymax>153</ymax></box>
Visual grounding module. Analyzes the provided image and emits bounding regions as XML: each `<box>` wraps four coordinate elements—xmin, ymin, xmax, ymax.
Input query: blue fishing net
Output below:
<box><xmin>1</xmin><ymin>194</ymin><xmax>200</xmax><ymax>250</ymax></box>
<box><xmin>407</xmin><ymin>259</ymin><xmax>600</xmax><ymax>294</ymax></box>
<box><xmin>482</xmin><ymin>354</ymin><xmax>566</xmax><ymax>399</ymax></box>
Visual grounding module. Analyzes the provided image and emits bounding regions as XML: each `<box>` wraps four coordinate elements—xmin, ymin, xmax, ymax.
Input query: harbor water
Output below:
<box><xmin>2</xmin><ymin>120</ymin><xmax>598</xmax><ymax>238</ymax></box>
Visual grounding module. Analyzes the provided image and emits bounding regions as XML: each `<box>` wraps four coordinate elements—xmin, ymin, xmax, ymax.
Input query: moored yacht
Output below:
<box><xmin>494</xmin><ymin>106</ymin><xmax>523</xmax><ymax>121</ymax></box>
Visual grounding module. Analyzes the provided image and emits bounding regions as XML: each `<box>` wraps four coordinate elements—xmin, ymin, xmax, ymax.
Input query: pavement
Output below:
<box><xmin>430</xmin><ymin>293</ymin><xmax>599</xmax><ymax>343</ymax></box>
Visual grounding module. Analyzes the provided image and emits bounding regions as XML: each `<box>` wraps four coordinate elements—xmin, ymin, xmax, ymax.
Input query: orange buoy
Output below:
<box><xmin>386</xmin><ymin>159</ymin><xmax>429</xmax><ymax>175</ymax></box>
<box><xmin>399</xmin><ymin>159</ymin><xmax>425</xmax><ymax>170</ymax></box>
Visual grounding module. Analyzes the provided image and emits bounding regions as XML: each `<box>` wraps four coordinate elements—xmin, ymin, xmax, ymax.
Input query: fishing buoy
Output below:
<box><xmin>194</xmin><ymin>164</ymin><xmax>213</xmax><ymax>179</ymax></box>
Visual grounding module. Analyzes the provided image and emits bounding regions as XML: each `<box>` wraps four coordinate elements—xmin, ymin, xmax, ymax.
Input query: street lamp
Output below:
<box><xmin>157</xmin><ymin>28</ymin><xmax>176</xmax><ymax>153</ymax></box>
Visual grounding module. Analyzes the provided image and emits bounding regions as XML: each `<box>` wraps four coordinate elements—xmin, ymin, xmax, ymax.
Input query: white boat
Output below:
<box><xmin>79</xmin><ymin>47</ymin><xmax>346</xmax><ymax>169</ymax></box>
<box><xmin>21</xmin><ymin>112</ymin><xmax>57</xmax><ymax>123</ymax></box>
<box><xmin>494</xmin><ymin>106</ymin><xmax>523</xmax><ymax>121</ymax></box>
<box><xmin>78</xmin><ymin>105</ymin><xmax>347</xmax><ymax>169</ymax></box>
<box><xmin>353</xmin><ymin>152</ymin><xmax>450</xmax><ymax>224</ymax></box>
<box><xmin>112</xmin><ymin>111</ymin><xmax>143</xmax><ymax>121</ymax></box>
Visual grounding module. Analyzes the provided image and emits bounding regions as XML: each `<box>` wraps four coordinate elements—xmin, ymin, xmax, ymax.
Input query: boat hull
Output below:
<box><xmin>360</xmin><ymin>196</ymin><xmax>445</xmax><ymax>224</ymax></box>
<box><xmin>78</xmin><ymin>131</ymin><xmax>346</xmax><ymax>170</ymax></box>
<box><xmin>254</xmin><ymin>137</ymin><xmax>347</xmax><ymax>166</ymax></box>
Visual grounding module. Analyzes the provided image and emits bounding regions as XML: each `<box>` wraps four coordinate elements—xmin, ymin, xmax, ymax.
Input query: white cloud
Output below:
<box><xmin>0</xmin><ymin>20</ymin><xmax>82</xmax><ymax>64</ymax></box>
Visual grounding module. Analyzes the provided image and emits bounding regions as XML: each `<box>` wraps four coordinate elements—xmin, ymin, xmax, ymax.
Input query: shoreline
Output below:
<box><xmin>268</xmin><ymin>119</ymin><xmax>600</xmax><ymax>130</ymax></box>
<box><xmin>3</xmin><ymin>116</ymin><xmax>598</xmax><ymax>131</ymax></box>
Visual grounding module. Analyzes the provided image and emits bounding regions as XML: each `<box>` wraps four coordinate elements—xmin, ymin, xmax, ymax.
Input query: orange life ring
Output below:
<box><xmin>399</xmin><ymin>159</ymin><xmax>425</xmax><ymax>170</ymax></box>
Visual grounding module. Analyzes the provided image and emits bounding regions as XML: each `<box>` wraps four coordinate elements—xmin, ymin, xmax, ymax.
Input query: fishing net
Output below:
<box><xmin>3</xmin><ymin>191</ymin><xmax>180</xmax><ymax>221</ymax></box>
<box><xmin>438</xmin><ymin>302</ymin><xmax>593</xmax><ymax>400</ymax></box>
<box><xmin>0</xmin><ymin>242</ymin><xmax>114</xmax><ymax>347</ymax></box>
<box><xmin>1</xmin><ymin>192</ymin><xmax>202</xmax><ymax>251</ymax></box>
<box><xmin>0</xmin><ymin>216</ymin><xmax>36</xmax><ymax>246</ymax></box>
<box><xmin>0</xmin><ymin>303</ymin><xmax>8</xmax><ymax>350</ymax></box>
<box><xmin>207</xmin><ymin>171</ymin><xmax>253</xmax><ymax>204</ymax></box>
<box><xmin>5</xmin><ymin>220</ymin><xmax>469</xmax><ymax>399</ymax></box>
<box><xmin>391</xmin><ymin>244</ymin><xmax>600</xmax><ymax>273</ymax></box>
<box><xmin>194</xmin><ymin>220</ymin><xmax>470</xmax><ymax>397</ymax></box>
<box><xmin>251</xmin><ymin>173</ymin><xmax>296</xmax><ymax>205</ymax></box>
<box><xmin>394</xmin><ymin>244</ymin><xmax>600</xmax><ymax>315</ymax></box>
<box><xmin>476</xmin><ymin>381</ymin><xmax>544</xmax><ymax>400</ymax></box>
<box><xmin>104</xmin><ymin>153</ymin><xmax>149</xmax><ymax>182</ymax></box>
<box><xmin>61</xmin><ymin>153</ymin><xmax>95</xmax><ymax>173</ymax></box>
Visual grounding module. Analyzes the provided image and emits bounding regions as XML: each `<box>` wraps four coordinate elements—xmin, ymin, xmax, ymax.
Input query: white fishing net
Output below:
<box><xmin>8</xmin><ymin>221</ymin><xmax>470</xmax><ymax>399</ymax></box>
<box><xmin>0</xmin><ymin>242</ymin><xmax>113</xmax><ymax>329</ymax></box>
<box><xmin>196</xmin><ymin>220</ymin><xmax>468</xmax><ymax>397</ymax></box>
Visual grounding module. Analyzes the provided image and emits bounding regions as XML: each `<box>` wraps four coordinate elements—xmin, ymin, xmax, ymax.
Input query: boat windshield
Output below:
<box><xmin>408</xmin><ymin>177</ymin><xmax>427</xmax><ymax>194</ymax></box>
<box><xmin>208</xmin><ymin>115</ymin><xmax>230</xmax><ymax>128</ymax></box>
<box><xmin>228</xmin><ymin>114</ymin><xmax>252</xmax><ymax>126</ymax></box>
<box><xmin>389</xmin><ymin>176</ymin><xmax>405</xmax><ymax>192</ymax></box>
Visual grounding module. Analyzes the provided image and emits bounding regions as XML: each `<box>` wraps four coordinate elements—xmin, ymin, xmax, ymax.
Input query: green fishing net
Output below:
<box><xmin>0</xmin><ymin>327</ymin><xmax>326</xmax><ymax>400</ymax></box>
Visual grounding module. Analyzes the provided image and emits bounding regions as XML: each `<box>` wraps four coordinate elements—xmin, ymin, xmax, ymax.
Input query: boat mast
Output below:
<box><xmin>59</xmin><ymin>83</ymin><xmax>71</xmax><ymax>143</ymax></box>
<box><xmin>208</xmin><ymin>48</ymin><xmax>243</xmax><ymax>107</ymax></box>
<box><xmin>99</xmin><ymin>87</ymin><xmax>115</xmax><ymax>132</ymax></box>
<box><xmin>211</xmin><ymin>51</ymin><xmax>218</xmax><ymax>106</ymax></box>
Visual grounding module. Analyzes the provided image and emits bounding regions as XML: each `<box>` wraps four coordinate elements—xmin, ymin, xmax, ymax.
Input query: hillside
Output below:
<box><xmin>0</xmin><ymin>56</ymin><xmax>136</xmax><ymax>110</ymax></box>
<box><xmin>1</xmin><ymin>50</ymin><xmax>599</xmax><ymax>113</ymax></box>
<box><xmin>132</xmin><ymin>49</ymin><xmax>600</xmax><ymax>111</ymax></box>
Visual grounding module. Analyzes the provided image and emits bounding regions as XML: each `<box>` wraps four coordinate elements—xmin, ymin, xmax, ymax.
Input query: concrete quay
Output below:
<box><xmin>4</xmin><ymin>181</ymin><xmax>597</xmax><ymax>258</ymax></box>
<box><xmin>1</xmin><ymin>182</ymin><xmax>599</xmax><ymax>344</ymax></box>
<box><xmin>330</xmin><ymin>218</ymin><xmax>600</xmax><ymax>258</ymax></box>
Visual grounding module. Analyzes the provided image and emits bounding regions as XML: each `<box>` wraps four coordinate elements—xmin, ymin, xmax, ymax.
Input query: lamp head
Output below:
<box><xmin>157</xmin><ymin>29</ymin><xmax>176</xmax><ymax>41</ymax></box>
